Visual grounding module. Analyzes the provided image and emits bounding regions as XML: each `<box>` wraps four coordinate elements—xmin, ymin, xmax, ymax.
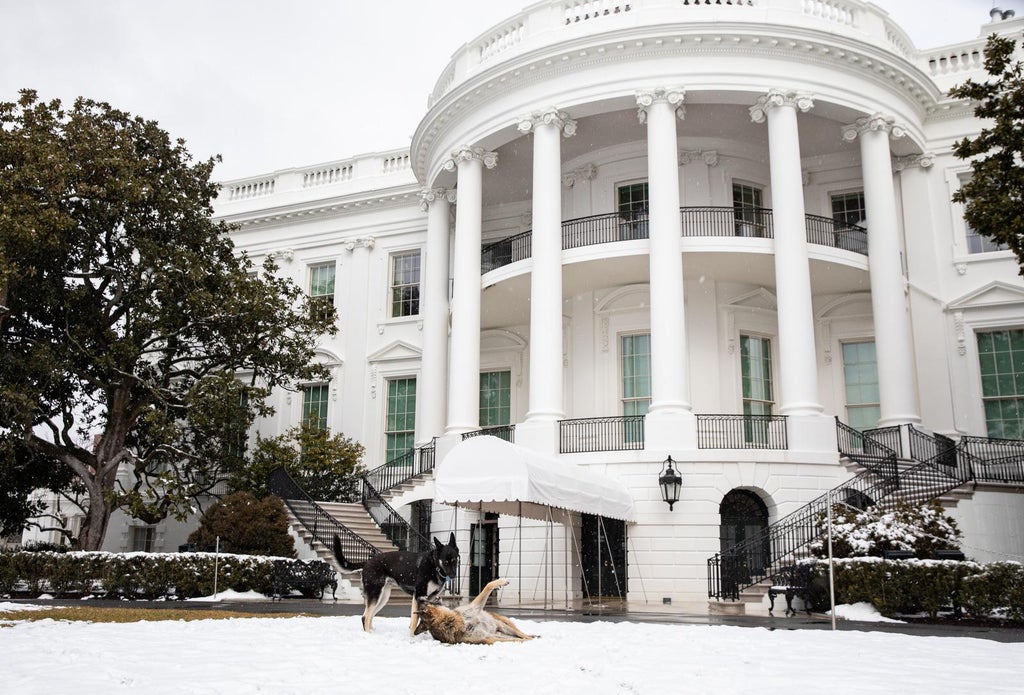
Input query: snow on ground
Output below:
<box><xmin>0</xmin><ymin>613</ymin><xmax>1021</xmax><ymax>694</ymax></box>
<box><xmin>830</xmin><ymin>602</ymin><xmax>905</xmax><ymax>623</ymax></box>
<box><xmin>185</xmin><ymin>589</ymin><xmax>270</xmax><ymax>602</ymax></box>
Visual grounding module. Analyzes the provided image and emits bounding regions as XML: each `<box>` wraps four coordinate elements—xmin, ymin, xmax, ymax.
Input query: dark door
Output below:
<box><xmin>581</xmin><ymin>514</ymin><xmax>627</xmax><ymax>599</ymax></box>
<box><xmin>719</xmin><ymin>489</ymin><xmax>769</xmax><ymax>595</ymax></box>
<box><xmin>469</xmin><ymin>513</ymin><xmax>499</xmax><ymax>597</ymax></box>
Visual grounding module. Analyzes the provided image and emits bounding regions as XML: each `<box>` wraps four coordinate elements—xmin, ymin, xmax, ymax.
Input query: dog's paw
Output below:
<box><xmin>495</xmin><ymin>578</ymin><xmax>510</xmax><ymax>587</ymax></box>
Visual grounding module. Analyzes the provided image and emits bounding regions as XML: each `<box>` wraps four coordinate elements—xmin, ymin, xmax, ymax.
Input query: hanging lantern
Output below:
<box><xmin>659</xmin><ymin>455</ymin><xmax>682</xmax><ymax>510</ymax></box>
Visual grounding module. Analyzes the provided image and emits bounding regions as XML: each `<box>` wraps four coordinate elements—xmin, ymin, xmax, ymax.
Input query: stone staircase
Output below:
<box><xmin>284</xmin><ymin>501</ymin><xmax>403</xmax><ymax>600</ymax></box>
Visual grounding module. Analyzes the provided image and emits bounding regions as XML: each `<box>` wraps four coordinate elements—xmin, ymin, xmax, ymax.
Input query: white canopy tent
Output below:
<box><xmin>434</xmin><ymin>435</ymin><xmax>636</xmax><ymax>523</ymax></box>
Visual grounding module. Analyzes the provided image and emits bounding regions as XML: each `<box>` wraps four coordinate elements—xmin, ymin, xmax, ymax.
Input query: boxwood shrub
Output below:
<box><xmin>0</xmin><ymin>550</ymin><xmax>335</xmax><ymax>600</ymax></box>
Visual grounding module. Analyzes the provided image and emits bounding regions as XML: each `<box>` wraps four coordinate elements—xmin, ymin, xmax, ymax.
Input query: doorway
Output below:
<box><xmin>469</xmin><ymin>512</ymin><xmax>499</xmax><ymax>597</ymax></box>
<box><xmin>580</xmin><ymin>514</ymin><xmax>627</xmax><ymax>599</ymax></box>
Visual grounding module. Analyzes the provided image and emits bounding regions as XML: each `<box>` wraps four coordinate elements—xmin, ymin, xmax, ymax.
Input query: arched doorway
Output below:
<box><xmin>719</xmin><ymin>489</ymin><xmax>770</xmax><ymax>595</ymax></box>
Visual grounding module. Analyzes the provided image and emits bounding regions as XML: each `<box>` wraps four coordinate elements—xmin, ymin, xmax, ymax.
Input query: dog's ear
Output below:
<box><xmin>434</xmin><ymin>536</ymin><xmax>443</xmax><ymax>552</ymax></box>
<box><xmin>448</xmin><ymin>531</ymin><xmax>456</xmax><ymax>548</ymax></box>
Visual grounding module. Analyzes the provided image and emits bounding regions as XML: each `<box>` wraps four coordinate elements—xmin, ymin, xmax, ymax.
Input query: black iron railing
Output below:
<box><xmin>461</xmin><ymin>425</ymin><xmax>516</xmax><ymax>442</ymax></box>
<box><xmin>708</xmin><ymin>462</ymin><xmax>899</xmax><ymax>600</ymax></box>
<box><xmin>559</xmin><ymin>416</ymin><xmax>645</xmax><ymax>453</ymax></box>
<box><xmin>959</xmin><ymin>435</ymin><xmax>1024</xmax><ymax>483</ymax></box>
<box><xmin>268</xmin><ymin>466</ymin><xmax>379</xmax><ymax>564</ymax></box>
<box><xmin>805</xmin><ymin>214</ymin><xmax>868</xmax><ymax>254</ymax></box>
<box><xmin>361</xmin><ymin>440</ymin><xmax>436</xmax><ymax>498</ymax></box>
<box><xmin>696</xmin><ymin>414</ymin><xmax>788</xmax><ymax>450</ymax></box>
<box><xmin>863</xmin><ymin>424</ymin><xmax>904</xmax><ymax>458</ymax></box>
<box><xmin>361</xmin><ymin>477</ymin><xmax>431</xmax><ymax>552</ymax></box>
<box><xmin>481</xmin><ymin>208</ymin><xmax>867</xmax><ymax>272</ymax></box>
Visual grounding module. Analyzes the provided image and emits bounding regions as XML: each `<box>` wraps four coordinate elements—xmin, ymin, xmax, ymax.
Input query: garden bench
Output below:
<box><xmin>767</xmin><ymin>564</ymin><xmax>811</xmax><ymax>617</ymax></box>
<box><xmin>271</xmin><ymin>560</ymin><xmax>338</xmax><ymax>601</ymax></box>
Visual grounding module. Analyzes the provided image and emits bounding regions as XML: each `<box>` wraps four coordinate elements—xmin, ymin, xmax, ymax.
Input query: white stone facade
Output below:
<box><xmin>89</xmin><ymin>1</ymin><xmax>1024</xmax><ymax>605</ymax></box>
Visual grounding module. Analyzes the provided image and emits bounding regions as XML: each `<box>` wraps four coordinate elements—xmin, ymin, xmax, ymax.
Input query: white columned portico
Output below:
<box><xmin>636</xmin><ymin>88</ymin><xmax>696</xmax><ymax>450</ymax></box>
<box><xmin>417</xmin><ymin>187</ymin><xmax>456</xmax><ymax>443</ymax></box>
<box><xmin>443</xmin><ymin>147</ymin><xmax>497</xmax><ymax>434</ymax></box>
<box><xmin>843</xmin><ymin>115</ymin><xmax>921</xmax><ymax>427</ymax></box>
<box><xmin>750</xmin><ymin>90</ymin><xmax>823</xmax><ymax>418</ymax></box>
<box><xmin>515</xmin><ymin>109</ymin><xmax>576</xmax><ymax>453</ymax></box>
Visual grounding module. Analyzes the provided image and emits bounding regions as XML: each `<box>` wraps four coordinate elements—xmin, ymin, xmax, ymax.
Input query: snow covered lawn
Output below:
<box><xmin>1</xmin><ymin>611</ymin><xmax>1021</xmax><ymax>694</ymax></box>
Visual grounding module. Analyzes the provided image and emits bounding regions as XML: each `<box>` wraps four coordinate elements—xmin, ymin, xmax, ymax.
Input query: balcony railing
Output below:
<box><xmin>559</xmin><ymin>416</ymin><xmax>645</xmax><ymax>453</ymax></box>
<box><xmin>480</xmin><ymin>207</ymin><xmax>868</xmax><ymax>273</ymax></box>
<box><xmin>696</xmin><ymin>414</ymin><xmax>789</xmax><ymax>450</ymax></box>
<box><xmin>462</xmin><ymin>425</ymin><xmax>516</xmax><ymax>442</ymax></box>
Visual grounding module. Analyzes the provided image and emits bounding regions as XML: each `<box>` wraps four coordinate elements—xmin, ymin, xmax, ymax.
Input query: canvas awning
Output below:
<box><xmin>434</xmin><ymin>436</ymin><xmax>636</xmax><ymax>523</ymax></box>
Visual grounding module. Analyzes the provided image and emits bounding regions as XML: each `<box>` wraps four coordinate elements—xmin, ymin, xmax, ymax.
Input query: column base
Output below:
<box><xmin>514</xmin><ymin>419</ymin><xmax>559</xmax><ymax>455</ymax></box>
<box><xmin>644</xmin><ymin>410</ymin><xmax>697</xmax><ymax>451</ymax></box>
<box><xmin>785</xmin><ymin>414</ymin><xmax>839</xmax><ymax>454</ymax></box>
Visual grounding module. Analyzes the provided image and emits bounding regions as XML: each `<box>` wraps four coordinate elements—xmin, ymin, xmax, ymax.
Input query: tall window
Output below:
<box><xmin>309</xmin><ymin>263</ymin><xmax>336</xmax><ymax>323</ymax></box>
<box><xmin>830</xmin><ymin>191</ymin><xmax>866</xmax><ymax>227</ymax></box>
<box><xmin>385</xmin><ymin>377</ymin><xmax>417</xmax><ymax>462</ymax></box>
<box><xmin>621</xmin><ymin>334</ymin><xmax>651</xmax><ymax>442</ymax></box>
<box><xmin>479</xmin><ymin>370</ymin><xmax>511</xmax><ymax>427</ymax></box>
<box><xmin>741</xmin><ymin>335</ymin><xmax>773</xmax><ymax>416</ymax></box>
<box><xmin>977</xmin><ymin>329</ymin><xmax>1024</xmax><ymax>438</ymax></box>
<box><xmin>302</xmin><ymin>384</ymin><xmax>329</xmax><ymax>429</ymax></box>
<box><xmin>391</xmin><ymin>251</ymin><xmax>421</xmax><ymax>317</ymax></box>
<box><xmin>617</xmin><ymin>182</ymin><xmax>649</xmax><ymax>240</ymax></box>
<box><xmin>732</xmin><ymin>182</ymin><xmax>766</xmax><ymax>237</ymax></box>
<box><xmin>842</xmin><ymin>341</ymin><xmax>880</xmax><ymax>430</ymax></box>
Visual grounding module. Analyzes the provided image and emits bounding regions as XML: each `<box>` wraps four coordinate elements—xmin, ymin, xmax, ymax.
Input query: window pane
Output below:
<box><xmin>830</xmin><ymin>191</ymin><xmax>866</xmax><ymax>227</ymax></box>
<box><xmin>977</xmin><ymin>330</ymin><xmax>1024</xmax><ymax>437</ymax></box>
<box><xmin>740</xmin><ymin>335</ymin><xmax>773</xmax><ymax>412</ymax></box>
<box><xmin>479</xmin><ymin>370</ymin><xmax>511</xmax><ymax>427</ymax></box>
<box><xmin>302</xmin><ymin>384</ymin><xmax>329</xmax><ymax>429</ymax></box>
<box><xmin>841</xmin><ymin>341</ymin><xmax>879</xmax><ymax>429</ymax></box>
<box><xmin>391</xmin><ymin>252</ymin><xmax>421</xmax><ymax>317</ymax></box>
<box><xmin>385</xmin><ymin>377</ymin><xmax>417</xmax><ymax>461</ymax></box>
<box><xmin>621</xmin><ymin>333</ymin><xmax>651</xmax><ymax>418</ymax></box>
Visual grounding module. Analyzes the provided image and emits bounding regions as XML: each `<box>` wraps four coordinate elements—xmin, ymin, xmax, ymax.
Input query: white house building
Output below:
<box><xmin>46</xmin><ymin>0</ymin><xmax>1024</xmax><ymax>611</ymax></box>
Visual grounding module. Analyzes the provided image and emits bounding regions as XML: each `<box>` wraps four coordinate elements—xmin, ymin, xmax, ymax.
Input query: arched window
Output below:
<box><xmin>719</xmin><ymin>489</ymin><xmax>770</xmax><ymax>581</ymax></box>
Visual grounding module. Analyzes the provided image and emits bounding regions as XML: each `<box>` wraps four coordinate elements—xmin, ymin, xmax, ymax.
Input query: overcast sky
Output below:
<box><xmin>2</xmin><ymin>0</ymin><xmax>1020</xmax><ymax>182</ymax></box>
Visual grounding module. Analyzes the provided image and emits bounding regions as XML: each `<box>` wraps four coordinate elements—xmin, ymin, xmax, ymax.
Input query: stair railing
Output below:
<box><xmin>362</xmin><ymin>439</ymin><xmax>437</xmax><ymax>498</ymax></box>
<box><xmin>268</xmin><ymin>467</ymin><xmax>378</xmax><ymax>564</ymax></box>
<box><xmin>361</xmin><ymin>476</ymin><xmax>431</xmax><ymax>552</ymax></box>
<box><xmin>708</xmin><ymin>419</ymin><xmax>899</xmax><ymax>600</ymax></box>
<box><xmin>958</xmin><ymin>435</ymin><xmax>1024</xmax><ymax>484</ymax></box>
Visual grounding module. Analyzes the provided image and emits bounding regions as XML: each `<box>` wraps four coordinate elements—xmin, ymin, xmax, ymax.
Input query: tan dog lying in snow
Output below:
<box><xmin>414</xmin><ymin>577</ymin><xmax>537</xmax><ymax>645</ymax></box>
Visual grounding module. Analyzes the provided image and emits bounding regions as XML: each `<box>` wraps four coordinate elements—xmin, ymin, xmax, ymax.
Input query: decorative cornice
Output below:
<box><xmin>442</xmin><ymin>146</ymin><xmax>498</xmax><ymax>172</ymax></box>
<box><xmin>893</xmin><ymin>153</ymin><xmax>935</xmax><ymax>171</ymax></box>
<box><xmin>953</xmin><ymin>311</ymin><xmax>966</xmax><ymax>356</ymax></box>
<box><xmin>841</xmin><ymin>113</ymin><xmax>908</xmax><ymax>142</ymax></box>
<box><xmin>749</xmin><ymin>89</ymin><xmax>814</xmax><ymax>123</ymax></box>
<box><xmin>268</xmin><ymin>248</ymin><xmax>294</xmax><ymax>263</ymax></box>
<box><xmin>635</xmin><ymin>88</ymin><xmax>685</xmax><ymax>124</ymax></box>
<box><xmin>418</xmin><ymin>187</ymin><xmax>457</xmax><ymax>212</ymax></box>
<box><xmin>679</xmin><ymin>149</ymin><xmax>718</xmax><ymax>167</ymax></box>
<box><xmin>516</xmin><ymin>108</ymin><xmax>577</xmax><ymax>137</ymax></box>
<box><xmin>562</xmin><ymin>163</ymin><xmax>598</xmax><ymax>187</ymax></box>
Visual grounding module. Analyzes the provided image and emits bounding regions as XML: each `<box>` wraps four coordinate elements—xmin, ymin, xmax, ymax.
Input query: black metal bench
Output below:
<box><xmin>767</xmin><ymin>564</ymin><xmax>812</xmax><ymax>617</ymax></box>
<box><xmin>271</xmin><ymin>560</ymin><xmax>338</xmax><ymax>601</ymax></box>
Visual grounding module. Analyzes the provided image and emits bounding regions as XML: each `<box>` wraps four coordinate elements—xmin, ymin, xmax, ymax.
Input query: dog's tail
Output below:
<box><xmin>331</xmin><ymin>534</ymin><xmax>365</xmax><ymax>572</ymax></box>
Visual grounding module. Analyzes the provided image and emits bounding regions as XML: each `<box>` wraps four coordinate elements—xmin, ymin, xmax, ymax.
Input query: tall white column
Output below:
<box><xmin>842</xmin><ymin>114</ymin><xmax>921</xmax><ymax>427</ymax></box>
<box><xmin>442</xmin><ymin>147</ymin><xmax>497</xmax><ymax>434</ymax></box>
<box><xmin>518</xmin><ymin>109</ymin><xmax>577</xmax><ymax>422</ymax></box>
<box><xmin>636</xmin><ymin>88</ymin><xmax>691</xmax><ymax>415</ymax></box>
<box><xmin>750</xmin><ymin>90</ymin><xmax>823</xmax><ymax>416</ymax></box>
<box><xmin>416</xmin><ymin>187</ymin><xmax>455</xmax><ymax>443</ymax></box>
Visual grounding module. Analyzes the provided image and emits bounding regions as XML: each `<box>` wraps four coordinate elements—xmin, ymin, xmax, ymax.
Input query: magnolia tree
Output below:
<box><xmin>0</xmin><ymin>91</ymin><xmax>335</xmax><ymax>549</ymax></box>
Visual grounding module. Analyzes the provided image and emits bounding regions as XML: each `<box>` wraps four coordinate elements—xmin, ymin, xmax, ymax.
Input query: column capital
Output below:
<box><xmin>635</xmin><ymin>88</ymin><xmax>685</xmax><ymax>124</ymax></box>
<box><xmin>893</xmin><ymin>153</ymin><xmax>934</xmax><ymax>171</ymax></box>
<box><xmin>841</xmin><ymin>113</ymin><xmax>907</xmax><ymax>142</ymax></box>
<box><xmin>516</xmin><ymin>108</ymin><xmax>577</xmax><ymax>137</ymax></box>
<box><xmin>418</xmin><ymin>187</ymin><xmax>457</xmax><ymax>212</ymax></box>
<box><xmin>562</xmin><ymin>163</ymin><xmax>598</xmax><ymax>187</ymax></box>
<box><xmin>442</xmin><ymin>146</ymin><xmax>498</xmax><ymax>172</ymax></box>
<box><xmin>749</xmin><ymin>89</ymin><xmax>814</xmax><ymax>123</ymax></box>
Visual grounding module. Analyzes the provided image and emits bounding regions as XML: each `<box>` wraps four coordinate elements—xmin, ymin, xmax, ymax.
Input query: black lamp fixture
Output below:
<box><xmin>659</xmin><ymin>455</ymin><xmax>682</xmax><ymax>510</ymax></box>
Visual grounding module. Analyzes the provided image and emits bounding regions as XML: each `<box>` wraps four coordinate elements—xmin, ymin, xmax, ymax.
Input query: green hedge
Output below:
<box><xmin>806</xmin><ymin>558</ymin><xmax>1024</xmax><ymax>620</ymax></box>
<box><xmin>0</xmin><ymin>550</ymin><xmax>336</xmax><ymax>600</ymax></box>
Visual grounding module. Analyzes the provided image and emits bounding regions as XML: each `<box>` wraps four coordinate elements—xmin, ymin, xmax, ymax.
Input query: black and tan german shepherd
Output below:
<box><xmin>332</xmin><ymin>532</ymin><xmax>460</xmax><ymax>634</ymax></box>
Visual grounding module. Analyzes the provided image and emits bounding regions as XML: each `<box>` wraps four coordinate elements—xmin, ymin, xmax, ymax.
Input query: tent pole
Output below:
<box><xmin>518</xmin><ymin>501</ymin><xmax>522</xmax><ymax>605</ymax></box>
<box><xmin>564</xmin><ymin>509</ymin><xmax>569</xmax><ymax>610</ymax></box>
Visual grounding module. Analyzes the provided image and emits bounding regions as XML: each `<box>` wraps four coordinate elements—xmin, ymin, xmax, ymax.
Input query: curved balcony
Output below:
<box><xmin>481</xmin><ymin>207</ymin><xmax>867</xmax><ymax>273</ymax></box>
